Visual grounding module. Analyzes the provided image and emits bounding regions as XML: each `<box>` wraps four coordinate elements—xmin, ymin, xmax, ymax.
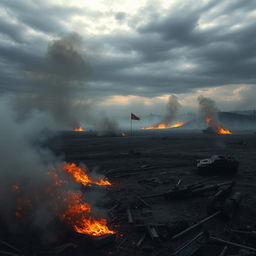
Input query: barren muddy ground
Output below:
<box><xmin>49</xmin><ymin>130</ymin><xmax>256</xmax><ymax>256</ymax></box>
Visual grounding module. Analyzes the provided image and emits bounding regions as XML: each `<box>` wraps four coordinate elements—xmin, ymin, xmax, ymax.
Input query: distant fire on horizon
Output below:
<box><xmin>142</xmin><ymin>121</ymin><xmax>186</xmax><ymax>130</ymax></box>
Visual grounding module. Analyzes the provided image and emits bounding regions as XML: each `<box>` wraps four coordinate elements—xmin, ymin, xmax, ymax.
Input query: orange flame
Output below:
<box><xmin>216</xmin><ymin>126</ymin><xmax>232</xmax><ymax>135</ymax></box>
<box><xmin>143</xmin><ymin>121</ymin><xmax>186</xmax><ymax>130</ymax></box>
<box><xmin>205</xmin><ymin>117</ymin><xmax>232</xmax><ymax>135</ymax></box>
<box><xmin>60</xmin><ymin>192</ymin><xmax>115</xmax><ymax>237</ymax></box>
<box><xmin>12</xmin><ymin>163</ymin><xmax>114</xmax><ymax>237</ymax></box>
<box><xmin>119</xmin><ymin>132</ymin><xmax>126</xmax><ymax>136</ymax></box>
<box><xmin>61</xmin><ymin>192</ymin><xmax>91</xmax><ymax>219</ymax></box>
<box><xmin>74</xmin><ymin>217</ymin><xmax>115</xmax><ymax>236</ymax></box>
<box><xmin>63</xmin><ymin>163</ymin><xmax>111</xmax><ymax>186</ymax></box>
<box><xmin>170</xmin><ymin>122</ymin><xmax>186</xmax><ymax>128</ymax></box>
<box><xmin>72</xmin><ymin>126</ymin><xmax>84</xmax><ymax>132</ymax></box>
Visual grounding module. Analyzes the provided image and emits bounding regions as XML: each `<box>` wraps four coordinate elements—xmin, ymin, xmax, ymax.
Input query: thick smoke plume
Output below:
<box><xmin>16</xmin><ymin>33</ymin><xmax>90</xmax><ymax>129</ymax></box>
<box><xmin>0</xmin><ymin>95</ymin><xmax>62</xmax><ymax>240</ymax></box>
<box><xmin>197</xmin><ymin>96</ymin><xmax>232</xmax><ymax>134</ymax></box>
<box><xmin>0</xmin><ymin>94</ymin><xmax>110</xmax><ymax>243</ymax></box>
<box><xmin>93</xmin><ymin>114</ymin><xmax>121</xmax><ymax>136</ymax></box>
<box><xmin>159</xmin><ymin>94</ymin><xmax>181</xmax><ymax>125</ymax></box>
<box><xmin>16</xmin><ymin>33</ymin><xmax>120</xmax><ymax>135</ymax></box>
<box><xmin>197</xmin><ymin>95</ymin><xmax>218</xmax><ymax>120</ymax></box>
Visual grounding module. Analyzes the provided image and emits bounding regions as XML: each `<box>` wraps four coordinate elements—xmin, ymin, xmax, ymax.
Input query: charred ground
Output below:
<box><xmin>47</xmin><ymin>130</ymin><xmax>256</xmax><ymax>255</ymax></box>
<box><xmin>2</xmin><ymin>131</ymin><xmax>256</xmax><ymax>256</ymax></box>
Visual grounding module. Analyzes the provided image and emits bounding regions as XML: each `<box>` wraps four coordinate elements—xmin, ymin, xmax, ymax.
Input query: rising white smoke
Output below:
<box><xmin>197</xmin><ymin>95</ymin><xmax>219</xmax><ymax>120</ymax></box>
<box><xmin>16</xmin><ymin>33</ymin><xmax>91</xmax><ymax>129</ymax></box>
<box><xmin>158</xmin><ymin>94</ymin><xmax>181</xmax><ymax>125</ymax></box>
<box><xmin>15</xmin><ymin>33</ymin><xmax>120</xmax><ymax>135</ymax></box>
<box><xmin>0</xmin><ymin>94</ymin><xmax>62</xmax><ymax>240</ymax></box>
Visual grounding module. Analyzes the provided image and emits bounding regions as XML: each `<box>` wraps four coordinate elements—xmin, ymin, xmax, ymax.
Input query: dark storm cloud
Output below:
<box><xmin>0</xmin><ymin>0</ymin><xmax>80</xmax><ymax>35</ymax></box>
<box><xmin>0</xmin><ymin>0</ymin><xmax>256</xmax><ymax>100</ymax></box>
<box><xmin>0</xmin><ymin>19</ymin><xmax>28</xmax><ymax>43</ymax></box>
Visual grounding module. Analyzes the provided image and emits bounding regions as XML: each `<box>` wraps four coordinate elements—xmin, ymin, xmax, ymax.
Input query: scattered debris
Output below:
<box><xmin>172</xmin><ymin>211</ymin><xmax>221</xmax><ymax>240</ymax></box>
<box><xmin>143</xmin><ymin>180</ymin><xmax>234</xmax><ymax>199</ymax></box>
<box><xmin>219</xmin><ymin>245</ymin><xmax>228</xmax><ymax>256</ymax></box>
<box><xmin>0</xmin><ymin>239</ymin><xmax>22</xmax><ymax>254</ymax></box>
<box><xmin>171</xmin><ymin>231</ymin><xmax>208</xmax><ymax>256</ymax></box>
<box><xmin>210</xmin><ymin>236</ymin><xmax>256</xmax><ymax>252</ymax></box>
<box><xmin>3</xmin><ymin>132</ymin><xmax>256</xmax><ymax>256</ymax></box>
<box><xmin>127</xmin><ymin>207</ymin><xmax>134</xmax><ymax>224</ymax></box>
<box><xmin>136</xmin><ymin>233</ymin><xmax>146</xmax><ymax>248</ymax></box>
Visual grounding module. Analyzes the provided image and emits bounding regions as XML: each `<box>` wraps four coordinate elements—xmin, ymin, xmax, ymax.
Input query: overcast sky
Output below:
<box><xmin>1</xmin><ymin>0</ymin><xmax>256</xmax><ymax>119</ymax></box>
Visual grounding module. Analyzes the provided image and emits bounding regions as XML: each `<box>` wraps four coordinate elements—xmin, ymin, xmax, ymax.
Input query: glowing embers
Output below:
<box><xmin>169</xmin><ymin>122</ymin><xmax>186</xmax><ymax>128</ymax></box>
<box><xmin>205</xmin><ymin>117</ymin><xmax>232</xmax><ymax>135</ymax></box>
<box><xmin>72</xmin><ymin>126</ymin><xmax>84</xmax><ymax>131</ymax></box>
<box><xmin>60</xmin><ymin>192</ymin><xmax>114</xmax><ymax>237</ymax></box>
<box><xmin>143</xmin><ymin>121</ymin><xmax>186</xmax><ymax>130</ymax></box>
<box><xmin>63</xmin><ymin>163</ymin><xmax>111</xmax><ymax>186</ymax></box>
<box><xmin>60</xmin><ymin>164</ymin><xmax>114</xmax><ymax>236</ymax></box>
<box><xmin>12</xmin><ymin>163</ymin><xmax>115</xmax><ymax>238</ymax></box>
<box><xmin>74</xmin><ymin>218</ymin><xmax>115</xmax><ymax>236</ymax></box>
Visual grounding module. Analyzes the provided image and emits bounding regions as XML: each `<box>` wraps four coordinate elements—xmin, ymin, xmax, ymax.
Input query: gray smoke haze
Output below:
<box><xmin>0</xmin><ymin>94</ymin><xmax>110</xmax><ymax>243</ymax></box>
<box><xmin>16</xmin><ymin>33</ymin><xmax>90</xmax><ymax>129</ymax></box>
<box><xmin>0</xmin><ymin>94</ymin><xmax>62</xmax><ymax>239</ymax></box>
<box><xmin>14</xmin><ymin>33</ymin><xmax>121</xmax><ymax>135</ymax></box>
<box><xmin>159</xmin><ymin>94</ymin><xmax>181</xmax><ymax>125</ymax></box>
<box><xmin>92</xmin><ymin>113</ymin><xmax>121</xmax><ymax>136</ymax></box>
<box><xmin>197</xmin><ymin>95</ymin><xmax>219</xmax><ymax>120</ymax></box>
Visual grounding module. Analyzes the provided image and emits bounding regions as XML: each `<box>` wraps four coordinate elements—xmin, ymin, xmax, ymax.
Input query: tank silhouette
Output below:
<box><xmin>197</xmin><ymin>155</ymin><xmax>239</xmax><ymax>175</ymax></box>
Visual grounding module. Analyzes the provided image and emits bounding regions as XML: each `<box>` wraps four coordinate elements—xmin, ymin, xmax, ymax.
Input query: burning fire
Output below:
<box><xmin>60</xmin><ymin>191</ymin><xmax>115</xmax><ymax>236</ymax></box>
<box><xmin>169</xmin><ymin>122</ymin><xmax>186</xmax><ymax>128</ymax></box>
<box><xmin>205</xmin><ymin>117</ymin><xmax>232</xmax><ymax>135</ymax></box>
<box><xmin>72</xmin><ymin>126</ymin><xmax>84</xmax><ymax>132</ymax></box>
<box><xmin>217</xmin><ymin>127</ymin><xmax>232</xmax><ymax>135</ymax></box>
<box><xmin>119</xmin><ymin>132</ymin><xmax>126</xmax><ymax>136</ymax></box>
<box><xmin>12</xmin><ymin>163</ymin><xmax>115</xmax><ymax>237</ymax></box>
<box><xmin>63</xmin><ymin>163</ymin><xmax>111</xmax><ymax>186</ymax></box>
<box><xmin>74</xmin><ymin>218</ymin><xmax>115</xmax><ymax>236</ymax></box>
<box><xmin>143</xmin><ymin>121</ymin><xmax>186</xmax><ymax>130</ymax></box>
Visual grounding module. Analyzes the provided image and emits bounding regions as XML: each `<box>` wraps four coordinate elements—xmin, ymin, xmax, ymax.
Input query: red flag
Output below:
<box><xmin>131</xmin><ymin>113</ymin><xmax>140</xmax><ymax>120</ymax></box>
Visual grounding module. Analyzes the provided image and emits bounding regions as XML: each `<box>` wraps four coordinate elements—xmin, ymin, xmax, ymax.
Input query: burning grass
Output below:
<box><xmin>12</xmin><ymin>163</ymin><xmax>115</xmax><ymax>238</ymax></box>
<box><xmin>205</xmin><ymin>117</ymin><xmax>232</xmax><ymax>135</ymax></box>
<box><xmin>72</xmin><ymin>126</ymin><xmax>85</xmax><ymax>131</ymax></box>
<box><xmin>142</xmin><ymin>121</ymin><xmax>186</xmax><ymax>130</ymax></box>
<box><xmin>63</xmin><ymin>163</ymin><xmax>111</xmax><ymax>186</ymax></box>
<box><xmin>73</xmin><ymin>218</ymin><xmax>115</xmax><ymax>236</ymax></box>
<box><xmin>60</xmin><ymin>191</ymin><xmax>114</xmax><ymax>237</ymax></box>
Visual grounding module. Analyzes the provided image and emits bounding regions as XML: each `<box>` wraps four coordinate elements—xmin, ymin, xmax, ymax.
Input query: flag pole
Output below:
<box><xmin>130</xmin><ymin>114</ymin><xmax>133</xmax><ymax>136</ymax></box>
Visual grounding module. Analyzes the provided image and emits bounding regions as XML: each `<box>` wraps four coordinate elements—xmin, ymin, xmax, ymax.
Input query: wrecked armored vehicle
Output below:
<box><xmin>196</xmin><ymin>155</ymin><xmax>239</xmax><ymax>175</ymax></box>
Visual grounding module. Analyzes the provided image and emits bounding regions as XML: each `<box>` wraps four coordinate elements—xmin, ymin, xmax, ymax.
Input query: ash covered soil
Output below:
<box><xmin>50</xmin><ymin>130</ymin><xmax>256</xmax><ymax>255</ymax></box>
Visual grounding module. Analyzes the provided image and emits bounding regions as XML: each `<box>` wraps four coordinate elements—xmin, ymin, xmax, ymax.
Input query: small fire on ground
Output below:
<box><xmin>72</xmin><ymin>126</ymin><xmax>84</xmax><ymax>132</ymax></box>
<box><xmin>142</xmin><ymin>121</ymin><xmax>186</xmax><ymax>130</ymax></box>
<box><xmin>59</xmin><ymin>191</ymin><xmax>115</xmax><ymax>237</ymax></box>
<box><xmin>205</xmin><ymin>117</ymin><xmax>232</xmax><ymax>135</ymax></box>
<box><xmin>63</xmin><ymin>163</ymin><xmax>111</xmax><ymax>186</ymax></box>
<box><xmin>12</xmin><ymin>163</ymin><xmax>115</xmax><ymax>237</ymax></box>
